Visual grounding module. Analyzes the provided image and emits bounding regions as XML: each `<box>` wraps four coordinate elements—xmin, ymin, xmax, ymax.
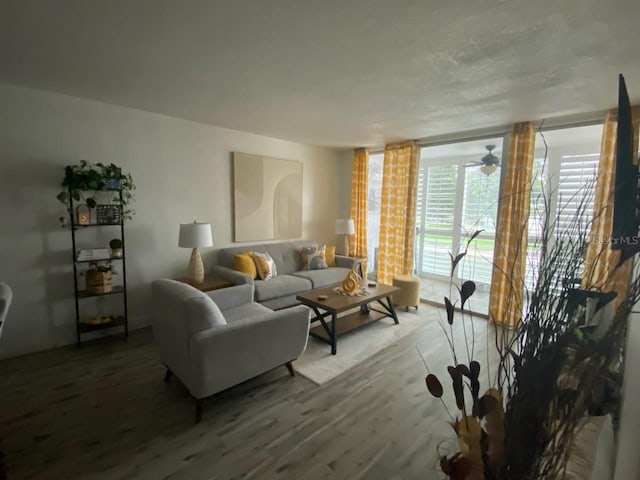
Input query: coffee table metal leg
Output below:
<box><xmin>331</xmin><ymin>312</ymin><xmax>337</xmax><ymax>355</ymax></box>
<box><xmin>312</xmin><ymin>306</ymin><xmax>332</xmax><ymax>338</ymax></box>
<box><xmin>388</xmin><ymin>297</ymin><xmax>399</xmax><ymax>324</ymax></box>
<box><xmin>375</xmin><ymin>297</ymin><xmax>400</xmax><ymax>325</ymax></box>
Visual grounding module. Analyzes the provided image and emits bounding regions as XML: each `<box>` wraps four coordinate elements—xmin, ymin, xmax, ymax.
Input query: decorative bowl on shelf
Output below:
<box><xmin>85</xmin><ymin>315</ymin><xmax>113</xmax><ymax>325</ymax></box>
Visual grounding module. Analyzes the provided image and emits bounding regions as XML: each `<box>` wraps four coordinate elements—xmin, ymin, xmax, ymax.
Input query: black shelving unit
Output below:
<box><xmin>68</xmin><ymin>188</ymin><xmax>128</xmax><ymax>345</ymax></box>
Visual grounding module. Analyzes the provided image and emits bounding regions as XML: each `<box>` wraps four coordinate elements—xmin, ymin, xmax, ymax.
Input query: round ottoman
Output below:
<box><xmin>392</xmin><ymin>275</ymin><xmax>420</xmax><ymax>312</ymax></box>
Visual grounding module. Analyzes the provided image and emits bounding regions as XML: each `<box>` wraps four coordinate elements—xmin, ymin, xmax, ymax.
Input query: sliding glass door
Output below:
<box><xmin>416</xmin><ymin>137</ymin><xmax>505</xmax><ymax>315</ymax></box>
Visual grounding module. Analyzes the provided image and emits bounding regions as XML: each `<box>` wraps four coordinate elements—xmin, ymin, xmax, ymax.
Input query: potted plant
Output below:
<box><xmin>423</xmin><ymin>178</ymin><xmax>638</xmax><ymax>478</ymax></box>
<box><xmin>85</xmin><ymin>262</ymin><xmax>115</xmax><ymax>294</ymax></box>
<box><xmin>56</xmin><ymin>160</ymin><xmax>136</xmax><ymax>227</ymax></box>
<box><xmin>109</xmin><ymin>238</ymin><xmax>123</xmax><ymax>258</ymax></box>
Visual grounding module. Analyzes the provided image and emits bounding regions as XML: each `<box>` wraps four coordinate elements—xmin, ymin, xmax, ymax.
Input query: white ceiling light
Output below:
<box><xmin>480</xmin><ymin>164</ymin><xmax>498</xmax><ymax>176</ymax></box>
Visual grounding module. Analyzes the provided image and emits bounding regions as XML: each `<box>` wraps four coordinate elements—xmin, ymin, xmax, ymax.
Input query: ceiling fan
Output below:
<box><xmin>468</xmin><ymin>145</ymin><xmax>501</xmax><ymax>175</ymax></box>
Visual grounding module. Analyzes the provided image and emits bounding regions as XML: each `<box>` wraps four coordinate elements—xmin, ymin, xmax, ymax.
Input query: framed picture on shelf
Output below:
<box><xmin>96</xmin><ymin>205</ymin><xmax>121</xmax><ymax>224</ymax></box>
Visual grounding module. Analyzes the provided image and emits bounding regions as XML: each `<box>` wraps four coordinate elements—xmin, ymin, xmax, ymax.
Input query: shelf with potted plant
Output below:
<box><xmin>74</xmin><ymin>239</ymin><xmax>125</xmax><ymax>264</ymax></box>
<box><xmin>75</xmin><ymin>256</ymin><xmax>125</xmax><ymax>264</ymax></box>
<box><xmin>72</xmin><ymin>223</ymin><xmax>123</xmax><ymax>228</ymax></box>
<box><xmin>77</xmin><ymin>286</ymin><xmax>126</xmax><ymax>299</ymax></box>
<box><xmin>77</xmin><ymin>261</ymin><xmax>123</xmax><ymax>298</ymax></box>
<box><xmin>56</xmin><ymin>160</ymin><xmax>135</xmax><ymax>345</ymax></box>
<box><xmin>78</xmin><ymin>316</ymin><xmax>127</xmax><ymax>333</ymax></box>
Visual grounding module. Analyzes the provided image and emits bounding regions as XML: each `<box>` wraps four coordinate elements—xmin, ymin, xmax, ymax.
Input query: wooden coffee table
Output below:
<box><xmin>296</xmin><ymin>283</ymin><xmax>400</xmax><ymax>355</ymax></box>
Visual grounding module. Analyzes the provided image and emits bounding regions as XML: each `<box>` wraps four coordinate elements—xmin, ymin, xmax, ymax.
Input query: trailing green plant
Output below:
<box><xmin>85</xmin><ymin>261</ymin><xmax>116</xmax><ymax>274</ymax></box>
<box><xmin>56</xmin><ymin>160</ymin><xmax>136</xmax><ymax>226</ymax></box>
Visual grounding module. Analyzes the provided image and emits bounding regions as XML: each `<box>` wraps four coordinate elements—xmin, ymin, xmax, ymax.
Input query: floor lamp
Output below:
<box><xmin>335</xmin><ymin>219</ymin><xmax>355</xmax><ymax>256</ymax></box>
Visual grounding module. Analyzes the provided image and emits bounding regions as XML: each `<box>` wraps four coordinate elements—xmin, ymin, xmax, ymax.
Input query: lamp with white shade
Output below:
<box><xmin>480</xmin><ymin>164</ymin><xmax>498</xmax><ymax>176</ymax></box>
<box><xmin>178</xmin><ymin>222</ymin><xmax>213</xmax><ymax>284</ymax></box>
<box><xmin>335</xmin><ymin>218</ymin><xmax>355</xmax><ymax>256</ymax></box>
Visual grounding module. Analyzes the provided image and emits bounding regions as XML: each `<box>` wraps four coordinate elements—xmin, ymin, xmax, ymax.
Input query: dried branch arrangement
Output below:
<box><xmin>423</xmin><ymin>143</ymin><xmax>636</xmax><ymax>479</ymax></box>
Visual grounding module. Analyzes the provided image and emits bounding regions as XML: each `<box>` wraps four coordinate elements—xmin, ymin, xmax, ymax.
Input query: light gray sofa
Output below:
<box><xmin>211</xmin><ymin>240</ymin><xmax>359</xmax><ymax>310</ymax></box>
<box><xmin>151</xmin><ymin>279</ymin><xmax>311</xmax><ymax>422</ymax></box>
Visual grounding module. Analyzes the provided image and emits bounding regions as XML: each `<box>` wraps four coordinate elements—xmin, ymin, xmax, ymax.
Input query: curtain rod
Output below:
<box><xmin>364</xmin><ymin>110</ymin><xmax>608</xmax><ymax>153</ymax></box>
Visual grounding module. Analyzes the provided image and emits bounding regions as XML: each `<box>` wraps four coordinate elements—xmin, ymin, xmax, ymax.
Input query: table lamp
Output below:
<box><xmin>178</xmin><ymin>222</ymin><xmax>213</xmax><ymax>284</ymax></box>
<box><xmin>335</xmin><ymin>218</ymin><xmax>355</xmax><ymax>256</ymax></box>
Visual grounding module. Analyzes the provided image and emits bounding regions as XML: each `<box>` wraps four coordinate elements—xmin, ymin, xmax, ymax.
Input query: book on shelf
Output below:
<box><xmin>76</xmin><ymin>248</ymin><xmax>110</xmax><ymax>261</ymax></box>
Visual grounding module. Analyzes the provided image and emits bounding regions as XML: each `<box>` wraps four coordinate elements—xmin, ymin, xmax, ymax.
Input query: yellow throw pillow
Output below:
<box><xmin>233</xmin><ymin>251</ymin><xmax>257</xmax><ymax>279</ymax></box>
<box><xmin>325</xmin><ymin>245</ymin><xmax>336</xmax><ymax>267</ymax></box>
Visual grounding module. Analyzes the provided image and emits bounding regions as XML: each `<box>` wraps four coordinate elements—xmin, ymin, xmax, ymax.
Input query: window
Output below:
<box><xmin>364</xmin><ymin>125</ymin><xmax>602</xmax><ymax>313</ymax></box>
<box><xmin>555</xmin><ymin>156</ymin><xmax>599</xmax><ymax>238</ymax></box>
<box><xmin>526</xmin><ymin>124</ymin><xmax>603</xmax><ymax>289</ymax></box>
<box><xmin>367</xmin><ymin>153</ymin><xmax>384</xmax><ymax>275</ymax></box>
<box><xmin>416</xmin><ymin>164</ymin><xmax>457</xmax><ymax>277</ymax></box>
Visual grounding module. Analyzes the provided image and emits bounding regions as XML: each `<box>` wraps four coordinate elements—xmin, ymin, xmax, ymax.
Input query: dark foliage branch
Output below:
<box><xmin>426</xmin><ymin>127</ymin><xmax>636</xmax><ymax>479</ymax></box>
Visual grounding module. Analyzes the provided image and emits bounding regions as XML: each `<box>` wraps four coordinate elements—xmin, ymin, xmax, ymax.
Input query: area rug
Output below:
<box><xmin>293</xmin><ymin>306</ymin><xmax>440</xmax><ymax>385</ymax></box>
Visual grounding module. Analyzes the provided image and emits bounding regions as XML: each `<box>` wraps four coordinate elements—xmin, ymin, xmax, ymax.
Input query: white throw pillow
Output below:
<box><xmin>253</xmin><ymin>251</ymin><xmax>277</xmax><ymax>280</ymax></box>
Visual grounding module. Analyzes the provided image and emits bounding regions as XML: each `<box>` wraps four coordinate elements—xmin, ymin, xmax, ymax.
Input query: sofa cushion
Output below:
<box><xmin>291</xmin><ymin>267</ymin><xmax>351</xmax><ymax>289</ymax></box>
<box><xmin>264</xmin><ymin>242</ymin><xmax>311</xmax><ymax>275</ymax></box>
<box><xmin>223</xmin><ymin>302</ymin><xmax>277</xmax><ymax>323</ymax></box>
<box><xmin>254</xmin><ymin>274</ymin><xmax>312</xmax><ymax>302</ymax></box>
<box><xmin>260</xmin><ymin>295</ymin><xmax>302</xmax><ymax>311</ymax></box>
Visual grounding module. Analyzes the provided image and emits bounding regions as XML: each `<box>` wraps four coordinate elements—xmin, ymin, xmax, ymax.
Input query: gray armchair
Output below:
<box><xmin>0</xmin><ymin>282</ymin><xmax>11</xmax><ymax>480</ymax></box>
<box><xmin>151</xmin><ymin>279</ymin><xmax>311</xmax><ymax>422</ymax></box>
<box><xmin>0</xmin><ymin>282</ymin><xmax>12</xmax><ymax>341</ymax></box>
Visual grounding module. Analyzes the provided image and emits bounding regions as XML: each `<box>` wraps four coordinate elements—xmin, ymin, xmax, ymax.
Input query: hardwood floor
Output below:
<box><xmin>419</xmin><ymin>276</ymin><xmax>490</xmax><ymax>318</ymax></box>
<box><xmin>0</xmin><ymin>308</ymin><xmax>491</xmax><ymax>479</ymax></box>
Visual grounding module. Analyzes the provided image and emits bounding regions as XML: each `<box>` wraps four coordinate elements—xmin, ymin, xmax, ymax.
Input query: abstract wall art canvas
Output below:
<box><xmin>233</xmin><ymin>152</ymin><xmax>303</xmax><ymax>242</ymax></box>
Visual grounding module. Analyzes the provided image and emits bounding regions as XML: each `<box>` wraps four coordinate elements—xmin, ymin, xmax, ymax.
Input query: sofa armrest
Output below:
<box><xmin>205</xmin><ymin>284</ymin><xmax>254</xmax><ymax>312</ymax></box>
<box><xmin>335</xmin><ymin>255</ymin><xmax>360</xmax><ymax>269</ymax></box>
<box><xmin>211</xmin><ymin>265</ymin><xmax>254</xmax><ymax>286</ymax></box>
<box><xmin>188</xmin><ymin>305</ymin><xmax>311</xmax><ymax>398</ymax></box>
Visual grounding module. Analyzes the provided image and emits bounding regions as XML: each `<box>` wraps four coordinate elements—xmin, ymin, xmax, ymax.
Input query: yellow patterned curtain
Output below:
<box><xmin>377</xmin><ymin>142</ymin><xmax>419</xmax><ymax>285</ymax></box>
<box><xmin>349</xmin><ymin>148</ymin><xmax>368</xmax><ymax>258</ymax></box>
<box><xmin>583</xmin><ymin>108</ymin><xmax>640</xmax><ymax>306</ymax></box>
<box><xmin>489</xmin><ymin>123</ymin><xmax>536</xmax><ymax>326</ymax></box>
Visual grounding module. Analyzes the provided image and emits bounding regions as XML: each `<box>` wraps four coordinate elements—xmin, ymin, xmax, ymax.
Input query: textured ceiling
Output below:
<box><xmin>1</xmin><ymin>0</ymin><xmax>638</xmax><ymax>148</ymax></box>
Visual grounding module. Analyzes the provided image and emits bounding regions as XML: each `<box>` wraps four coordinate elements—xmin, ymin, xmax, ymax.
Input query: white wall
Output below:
<box><xmin>336</xmin><ymin>149</ymin><xmax>353</xmax><ymax>218</ymax></box>
<box><xmin>614</xmin><ymin>311</ymin><xmax>640</xmax><ymax>479</ymax></box>
<box><xmin>0</xmin><ymin>83</ymin><xmax>348</xmax><ymax>359</ymax></box>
